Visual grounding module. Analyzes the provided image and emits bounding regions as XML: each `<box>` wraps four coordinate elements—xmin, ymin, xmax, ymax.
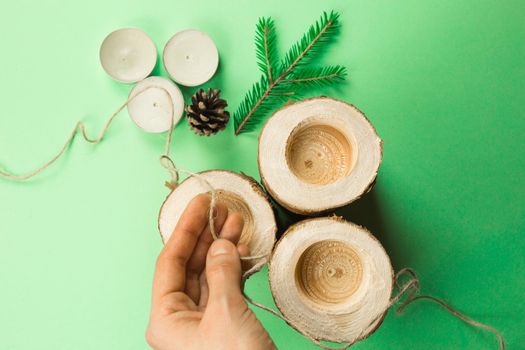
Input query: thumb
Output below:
<box><xmin>205</xmin><ymin>239</ymin><xmax>244</xmax><ymax>308</ymax></box>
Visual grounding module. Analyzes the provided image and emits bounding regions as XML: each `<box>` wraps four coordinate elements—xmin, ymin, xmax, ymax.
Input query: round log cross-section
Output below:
<box><xmin>269</xmin><ymin>217</ymin><xmax>393</xmax><ymax>343</ymax></box>
<box><xmin>158</xmin><ymin>170</ymin><xmax>277</xmax><ymax>269</ymax></box>
<box><xmin>258</xmin><ymin>97</ymin><xmax>382</xmax><ymax>214</ymax></box>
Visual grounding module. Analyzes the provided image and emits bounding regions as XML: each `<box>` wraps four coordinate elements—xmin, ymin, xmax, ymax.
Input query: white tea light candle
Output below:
<box><xmin>163</xmin><ymin>29</ymin><xmax>219</xmax><ymax>86</ymax></box>
<box><xmin>127</xmin><ymin>76</ymin><xmax>184</xmax><ymax>133</ymax></box>
<box><xmin>99</xmin><ymin>28</ymin><xmax>157</xmax><ymax>83</ymax></box>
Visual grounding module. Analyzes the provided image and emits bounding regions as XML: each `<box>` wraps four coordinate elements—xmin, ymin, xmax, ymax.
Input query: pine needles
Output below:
<box><xmin>233</xmin><ymin>11</ymin><xmax>347</xmax><ymax>135</ymax></box>
<box><xmin>255</xmin><ymin>18</ymin><xmax>280</xmax><ymax>83</ymax></box>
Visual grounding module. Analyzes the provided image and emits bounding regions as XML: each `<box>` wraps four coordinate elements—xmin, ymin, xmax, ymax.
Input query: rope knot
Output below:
<box><xmin>160</xmin><ymin>155</ymin><xmax>180</xmax><ymax>190</ymax></box>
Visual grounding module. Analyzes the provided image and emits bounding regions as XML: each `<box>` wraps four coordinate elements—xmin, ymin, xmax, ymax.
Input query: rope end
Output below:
<box><xmin>165</xmin><ymin>180</ymin><xmax>178</xmax><ymax>191</ymax></box>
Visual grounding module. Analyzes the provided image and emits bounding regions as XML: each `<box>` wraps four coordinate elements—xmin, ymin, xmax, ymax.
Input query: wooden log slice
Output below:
<box><xmin>269</xmin><ymin>217</ymin><xmax>393</xmax><ymax>343</ymax></box>
<box><xmin>158</xmin><ymin>170</ymin><xmax>277</xmax><ymax>269</ymax></box>
<box><xmin>258</xmin><ymin>97</ymin><xmax>382</xmax><ymax>214</ymax></box>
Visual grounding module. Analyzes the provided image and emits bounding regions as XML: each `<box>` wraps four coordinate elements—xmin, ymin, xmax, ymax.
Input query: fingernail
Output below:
<box><xmin>211</xmin><ymin>240</ymin><xmax>233</xmax><ymax>256</ymax></box>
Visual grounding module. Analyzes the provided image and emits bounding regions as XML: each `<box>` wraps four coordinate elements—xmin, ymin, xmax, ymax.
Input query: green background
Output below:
<box><xmin>1</xmin><ymin>0</ymin><xmax>524</xmax><ymax>349</ymax></box>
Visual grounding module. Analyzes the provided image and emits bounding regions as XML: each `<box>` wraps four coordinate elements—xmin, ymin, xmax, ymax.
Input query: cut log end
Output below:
<box><xmin>259</xmin><ymin>97</ymin><xmax>382</xmax><ymax>215</ymax></box>
<box><xmin>295</xmin><ymin>239</ymin><xmax>363</xmax><ymax>305</ymax></box>
<box><xmin>212</xmin><ymin>190</ymin><xmax>255</xmax><ymax>246</ymax></box>
<box><xmin>269</xmin><ymin>217</ymin><xmax>393</xmax><ymax>343</ymax></box>
<box><xmin>158</xmin><ymin>170</ymin><xmax>277</xmax><ymax>269</ymax></box>
<box><xmin>286</xmin><ymin>123</ymin><xmax>353</xmax><ymax>186</ymax></box>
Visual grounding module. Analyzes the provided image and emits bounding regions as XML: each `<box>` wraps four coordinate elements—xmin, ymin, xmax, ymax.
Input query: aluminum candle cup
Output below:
<box><xmin>163</xmin><ymin>29</ymin><xmax>219</xmax><ymax>86</ymax></box>
<box><xmin>127</xmin><ymin>77</ymin><xmax>184</xmax><ymax>133</ymax></box>
<box><xmin>269</xmin><ymin>217</ymin><xmax>393</xmax><ymax>343</ymax></box>
<box><xmin>99</xmin><ymin>28</ymin><xmax>157</xmax><ymax>83</ymax></box>
<box><xmin>158</xmin><ymin>170</ymin><xmax>277</xmax><ymax>270</ymax></box>
<box><xmin>258</xmin><ymin>97</ymin><xmax>383</xmax><ymax>215</ymax></box>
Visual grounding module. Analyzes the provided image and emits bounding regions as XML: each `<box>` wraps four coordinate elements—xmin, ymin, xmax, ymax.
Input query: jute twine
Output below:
<box><xmin>0</xmin><ymin>85</ymin><xmax>266</xmax><ymax>264</ymax></box>
<box><xmin>242</xmin><ymin>268</ymin><xmax>505</xmax><ymax>350</ymax></box>
<box><xmin>0</xmin><ymin>86</ymin><xmax>505</xmax><ymax>349</ymax></box>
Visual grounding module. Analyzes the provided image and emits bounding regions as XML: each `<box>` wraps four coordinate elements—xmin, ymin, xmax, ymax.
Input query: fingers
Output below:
<box><xmin>237</xmin><ymin>243</ymin><xmax>250</xmax><ymax>258</ymax></box>
<box><xmin>204</xmin><ymin>212</ymin><xmax>245</xmax><ymax>309</ymax></box>
<box><xmin>218</xmin><ymin>212</ymin><xmax>244</xmax><ymax>245</ymax></box>
<box><xmin>205</xmin><ymin>239</ymin><xmax>244</xmax><ymax>310</ymax></box>
<box><xmin>198</xmin><ymin>271</ymin><xmax>209</xmax><ymax>309</ymax></box>
<box><xmin>152</xmin><ymin>194</ymin><xmax>211</xmax><ymax>307</ymax></box>
<box><xmin>185</xmin><ymin>201</ymin><xmax>229</xmax><ymax>303</ymax></box>
<box><xmin>197</xmin><ymin>212</ymin><xmax>244</xmax><ymax>308</ymax></box>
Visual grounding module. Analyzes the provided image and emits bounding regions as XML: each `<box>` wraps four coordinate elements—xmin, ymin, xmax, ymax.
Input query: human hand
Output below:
<box><xmin>146</xmin><ymin>194</ymin><xmax>276</xmax><ymax>350</ymax></box>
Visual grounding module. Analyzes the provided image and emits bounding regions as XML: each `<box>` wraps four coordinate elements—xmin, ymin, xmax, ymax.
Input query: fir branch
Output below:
<box><xmin>234</xmin><ymin>11</ymin><xmax>343</xmax><ymax>135</ymax></box>
<box><xmin>280</xmin><ymin>11</ymin><xmax>340</xmax><ymax>73</ymax></box>
<box><xmin>268</xmin><ymin>92</ymin><xmax>296</xmax><ymax>96</ymax></box>
<box><xmin>255</xmin><ymin>17</ymin><xmax>280</xmax><ymax>83</ymax></box>
<box><xmin>283</xmin><ymin>65</ymin><xmax>347</xmax><ymax>87</ymax></box>
<box><xmin>234</xmin><ymin>75</ymin><xmax>289</xmax><ymax>133</ymax></box>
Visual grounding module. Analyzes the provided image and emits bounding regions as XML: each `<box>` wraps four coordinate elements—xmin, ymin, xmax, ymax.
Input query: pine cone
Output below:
<box><xmin>185</xmin><ymin>88</ymin><xmax>230</xmax><ymax>136</ymax></box>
